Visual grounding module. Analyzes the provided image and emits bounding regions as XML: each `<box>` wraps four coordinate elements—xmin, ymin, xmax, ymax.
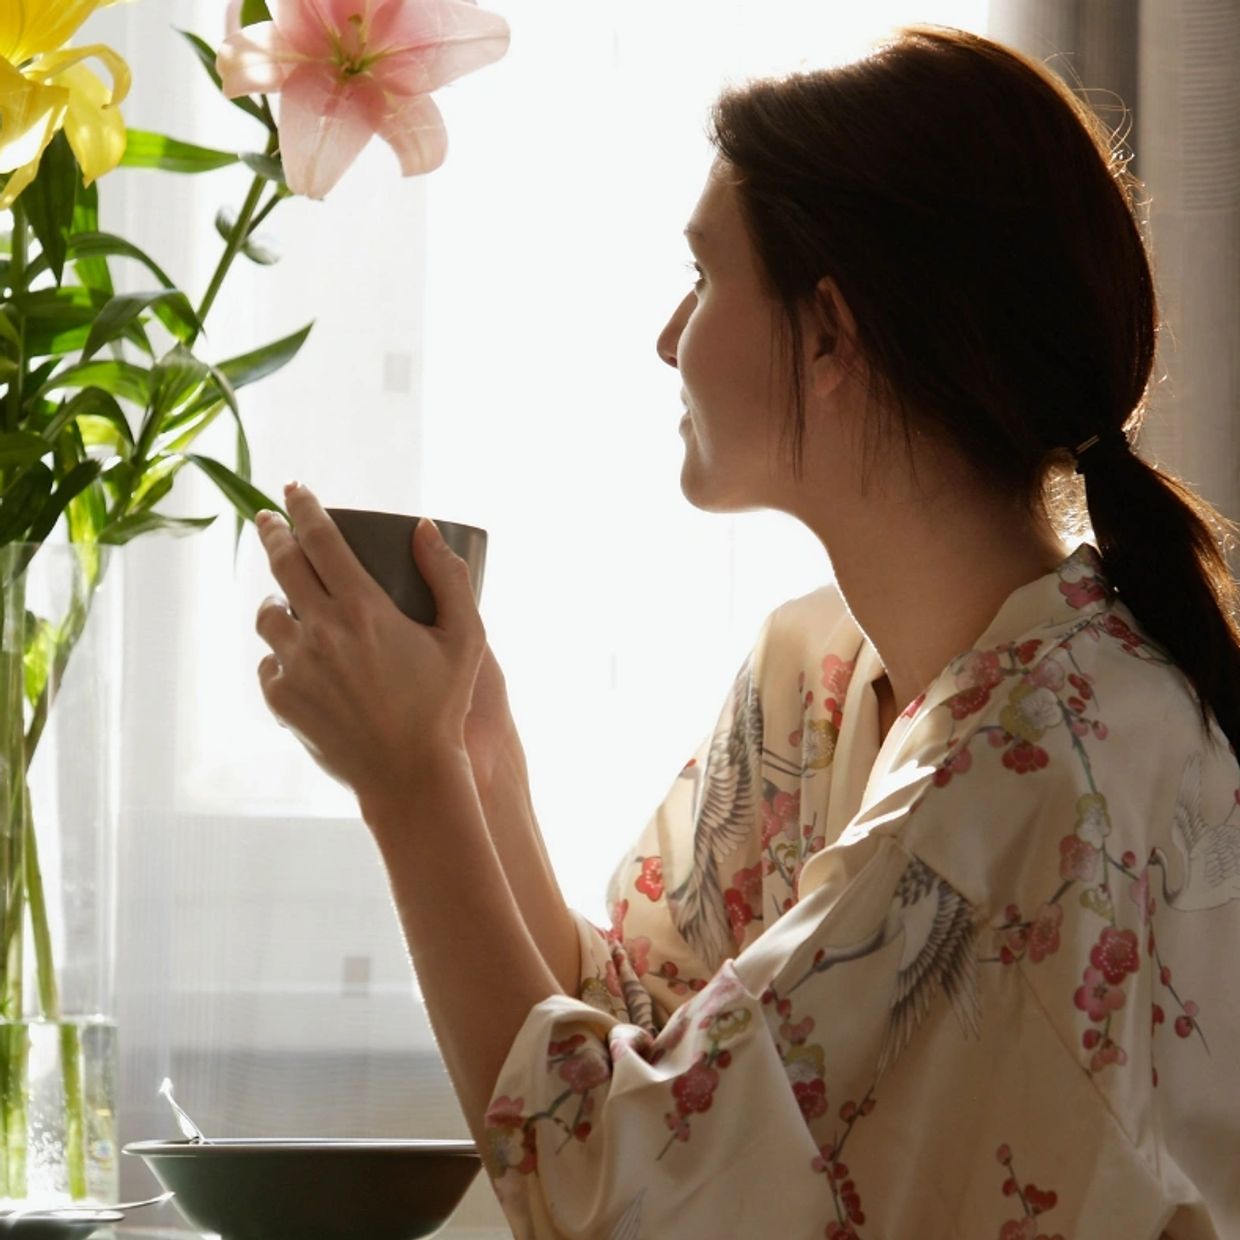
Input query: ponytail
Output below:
<box><xmin>1081</xmin><ymin>445</ymin><xmax>1240</xmax><ymax>754</ymax></box>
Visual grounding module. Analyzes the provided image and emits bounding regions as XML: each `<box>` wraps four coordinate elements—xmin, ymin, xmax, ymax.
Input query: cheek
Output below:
<box><xmin>675</xmin><ymin>305</ymin><xmax>715</xmax><ymax>391</ymax></box>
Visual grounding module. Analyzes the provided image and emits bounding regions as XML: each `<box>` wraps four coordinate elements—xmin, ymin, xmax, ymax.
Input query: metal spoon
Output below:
<box><xmin>158</xmin><ymin>1077</ymin><xmax>211</xmax><ymax>1144</ymax></box>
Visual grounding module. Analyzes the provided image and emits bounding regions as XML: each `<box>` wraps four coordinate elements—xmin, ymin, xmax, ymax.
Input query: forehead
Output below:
<box><xmin>685</xmin><ymin>161</ymin><xmax>743</xmax><ymax>244</ymax></box>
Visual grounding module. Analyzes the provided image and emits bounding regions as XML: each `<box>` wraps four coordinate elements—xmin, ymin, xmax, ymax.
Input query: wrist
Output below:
<box><xmin>357</xmin><ymin>742</ymin><xmax>475</xmax><ymax>836</ymax></box>
<box><xmin>472</xmin><ymin>730</ymin><xmax>530</xmax><ymax>807</ymax></box>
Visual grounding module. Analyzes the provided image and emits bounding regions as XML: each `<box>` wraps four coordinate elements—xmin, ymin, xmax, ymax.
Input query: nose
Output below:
<box><xmin>656</xmin><ymin>292</ymin><xmax>694</xmax><ymax>369</ymax></box>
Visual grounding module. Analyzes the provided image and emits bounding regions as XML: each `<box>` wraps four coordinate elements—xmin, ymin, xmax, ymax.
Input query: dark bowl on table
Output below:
<box><xmin>123</xmin><ymin>1138</ymin><xmax>481</xmax><ymax>1240</ymax></box>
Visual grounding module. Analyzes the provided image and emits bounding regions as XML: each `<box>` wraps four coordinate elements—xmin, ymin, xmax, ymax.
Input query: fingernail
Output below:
<box><xmin>420</xmin><ymin>517</ymin><xmax>445</xmax><ymax>546</ymax></box>
<box><xmin>284</xmin><ymin>480</ymin><xmax>300</xmax><ymax>495</ymax></box>
<box><xmin>256</xmin><ymin>510</ymin><xmax>275</xmax><ymax>528</ymax></box>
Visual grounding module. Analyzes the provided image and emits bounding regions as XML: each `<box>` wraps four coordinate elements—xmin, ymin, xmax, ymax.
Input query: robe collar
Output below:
<box><xmin>800</xmin><ymin>542</ymin><xmax>1114</xmax><ymax>896</ymax></box>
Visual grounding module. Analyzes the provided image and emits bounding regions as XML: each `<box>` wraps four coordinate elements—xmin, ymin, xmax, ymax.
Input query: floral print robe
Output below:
<box><xmin>483</xmin><ymin>544</ymin><xmax>1240</xmax><ymax>1239</ymax></box>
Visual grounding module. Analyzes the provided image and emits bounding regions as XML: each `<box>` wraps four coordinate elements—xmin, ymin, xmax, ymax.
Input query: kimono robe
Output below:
<box><xmin>483</xmin><ymin>543</ymin><xmax>1240</xmax><ymax>1239</ymax></box>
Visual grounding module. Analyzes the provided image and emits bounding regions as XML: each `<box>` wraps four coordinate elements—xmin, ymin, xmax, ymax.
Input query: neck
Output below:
<box><xmin>820</xmin><ymin>498</ymin><xmax>1069</xmax><ymax>719</ymax></box>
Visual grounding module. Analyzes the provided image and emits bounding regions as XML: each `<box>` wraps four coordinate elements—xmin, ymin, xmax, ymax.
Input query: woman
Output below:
<box><xmin>252</xmin><ymin>25</ymin><xmax>1240</xmax><ymax>1238</ymax></box>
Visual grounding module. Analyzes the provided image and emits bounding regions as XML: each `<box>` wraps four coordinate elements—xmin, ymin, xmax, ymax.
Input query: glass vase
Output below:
<box><xmin>0</xmin><ymin>542</ymin><xmax>121</xmax><ymax>1207</ymax></box>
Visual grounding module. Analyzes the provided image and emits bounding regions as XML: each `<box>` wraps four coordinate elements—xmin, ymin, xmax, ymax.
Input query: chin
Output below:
<box><xmin>678</xmin><ymin>469</ymin><xmax>762</xmax><ymax>514</ymax></box>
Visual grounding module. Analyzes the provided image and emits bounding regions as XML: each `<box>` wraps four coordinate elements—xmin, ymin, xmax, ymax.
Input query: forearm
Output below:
<box><xmin>475</xmin><ymin>738</ymin><xmax>581</xmax><ymax>997</ymax></box>
<box><xmin>360</xmin><ymin>748</ymin><xmax>564</xmax><ymax>1141</ymax></box>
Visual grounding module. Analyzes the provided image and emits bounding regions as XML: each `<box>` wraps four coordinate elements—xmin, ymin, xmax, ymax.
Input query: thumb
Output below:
<box><xmin>414</xmin><ymin>517</ymin><xmax>481</xmax><ymax>634</ymax></box>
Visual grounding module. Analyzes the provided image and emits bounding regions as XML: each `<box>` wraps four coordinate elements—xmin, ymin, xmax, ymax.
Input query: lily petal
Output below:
<box><xmin>51</xmin><ymin>62</ymin><xmax>126</xmax><ymax>185</ymax></box>
<box><xmin>35</xmin><ymin>43</ymin><xmax>132</xmax><ymax>109</ymax></box>
<box><xmin>370</xmin><ymin>22</ymin><xmax>508</xmax><ymax>99</ymax></box>
<box><xmin>374</xmin><ymin>90</ymin><xmax>446</xmax><ymax>175</ymax></box>
<box><xmin>218</xmin><ymin>21</ymin><xmax>299</xmax><ymax>97</ymax></box>
<box><xmin>0</xmin><ymin>54</ymin><xmax>67</xmax><ymax>175</ymax></box>
<box><xmin>273</xmin><ymin>0</ymin><xmax>346</xmax><ymax>58</ymax></box>
<box><xmin>277</xmin><ymin>59</ymin><xmax>387</xmax><ymax>199</ymax></box>
<box><xmin>0</xmin><ymin>0</ymin><xmax>105</xmax><ymax>64</ymax></box>
<box><xmin>368</xmin><ymin>0</ymin><xmax>507</xmax><ymax>60</ymax></box>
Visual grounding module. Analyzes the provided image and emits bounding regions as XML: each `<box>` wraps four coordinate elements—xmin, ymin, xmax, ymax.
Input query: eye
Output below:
<box><xmin>683</xmin><ymin>260</ymin><xmax>705</xmax><ymax>291</ymax></box>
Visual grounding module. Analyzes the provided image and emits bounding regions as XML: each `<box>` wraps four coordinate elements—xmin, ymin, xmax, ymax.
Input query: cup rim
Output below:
<box><xmin>324</xmin><ymin>508</ymin><xmax>486</xmax><ymax>539</ymax></box>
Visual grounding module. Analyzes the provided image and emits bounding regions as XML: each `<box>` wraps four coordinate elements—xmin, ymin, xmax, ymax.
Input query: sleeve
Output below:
<box><xmin>485</xmin><ymin>833</ymin><xmax>1175</xmax><ymax>1239</ymax></box>
<box><xmin>568</xmin><ymin>604</ymin><xmax>784</xmax><ymax>1035</ymax></box>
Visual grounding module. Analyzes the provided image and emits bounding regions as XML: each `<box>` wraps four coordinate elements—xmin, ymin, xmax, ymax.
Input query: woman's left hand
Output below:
<box><xmin>253</xmin><ymin>482</ymin><xmax>487</xmax><ymax>809</ymax></box>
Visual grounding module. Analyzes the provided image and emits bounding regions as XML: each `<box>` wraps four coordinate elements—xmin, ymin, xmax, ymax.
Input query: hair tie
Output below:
<box><xmin>1072</xmin><ymin>429</ymin><xmax>1130</xmax><ymax>476</ymax></box>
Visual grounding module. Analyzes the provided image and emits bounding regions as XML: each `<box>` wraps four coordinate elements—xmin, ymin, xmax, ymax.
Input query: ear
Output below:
<box><xmin>804</xmin><ymin>276</ymin><xmax>859</xmax><ymax>395</ymax></box>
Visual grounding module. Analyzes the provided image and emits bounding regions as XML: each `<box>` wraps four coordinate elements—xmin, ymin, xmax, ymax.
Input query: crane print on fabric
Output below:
<box><xmin>667</xmin><ymin>655</ymin><xmax>766</xmax><ymax>973</ymax></box>
<box><xmin>758</xmin><ymin>855</ymin><xmax>982</xmax><ymax>1234</ymax></box>
<box><xmin>1150</xmin><ymin>752</ymin><xmax>1240</xmax><ymax>910</ymax></box>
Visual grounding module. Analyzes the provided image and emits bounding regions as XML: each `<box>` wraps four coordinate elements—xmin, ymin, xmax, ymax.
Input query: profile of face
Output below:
<box><xmin>656</xmin><ymin>159</ymin><xmax>794</xmax><ymax>513</ymax></box>
<box><xmin>656</xmin><ymin>159</ymin><xmax>856</xmax><ymax>518</ymax></box>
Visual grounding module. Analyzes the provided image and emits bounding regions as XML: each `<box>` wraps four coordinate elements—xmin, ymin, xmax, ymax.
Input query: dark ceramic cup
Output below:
<box><xmin>326</xmin><ymin>508</ymin><xmax>487</xmax><ymax>625</ymax></box>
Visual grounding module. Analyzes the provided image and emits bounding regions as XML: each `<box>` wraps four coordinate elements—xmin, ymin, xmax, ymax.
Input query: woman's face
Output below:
<box><xmin>656</xmin><ymin>160</ymin><xmax>797</xmax><ymax>513</ymax></box>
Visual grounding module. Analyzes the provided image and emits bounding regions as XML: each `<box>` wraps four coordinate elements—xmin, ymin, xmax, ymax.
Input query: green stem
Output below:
<box><xmin>0</xmin><ymin>567</ymin><xmax>25</xmax><ymax>1198</ymax></box>
<box><xmin>247</xmin><ymin>188</ymin><xmax>282</xmax><ymax>237</ymax></box>
<box><xmin>0</xmin><ymin>549</ymin><xmax>101</xmax><ymax>1202</ymax></box>
<box><xmin>192</xmin><ymin>172</ymin><xmax>266</xmax><ymax>343</ymax></box>
<box><xmin>4</xmin><ymin>199</ymin><xmax>27</xmax><ymax>436</ymax></box>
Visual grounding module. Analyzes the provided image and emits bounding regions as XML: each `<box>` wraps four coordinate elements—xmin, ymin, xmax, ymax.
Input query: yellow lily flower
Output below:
<box><xmin>0</xmin><ymin>0</ymin><xmax>131</xmax><ymax>210</ymax></box>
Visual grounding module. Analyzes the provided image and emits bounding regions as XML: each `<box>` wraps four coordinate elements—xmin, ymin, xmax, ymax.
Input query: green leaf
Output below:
<box><xmin>153</xmin><ymin>324</ymin><xmax>312</xmax><ymax>457</ymax></box>
<box><xmin>56</xmin><ymin>423</ymin><xmax>108</xmax><ymax>544</ymax></box>
<box><xmin>240</xmin><ymin>0</ymin><xmax>273</xmax><ymax>24</ymax></box>
<box><xmin>77</xmin><ymin>412</ymin><xmax>129</xmax><ymax>449</ymax></box>
<box><xmin>216</xmin><ymin>322</ymin><xmax>312</xmax><ymax>389</ymax></box>
<box><xmin>16</xmin><ymin>286</ymin><xmax>152</xmax><ymax>359</ymax></box>
<box><xmin>81</xmin><ymin>290</ymin><xmax>202</xmax><ymax>361</ymax></box>
<box><xmin>34</xmin><ymin>359</ymin><xmax>152</xmax><ymax>407</ymax></box>
<box><xmin>0</xmin><ymin>431</ymin><xmax>49</xmax><ymax>468</ymax></box>
<box><xmin>184</xmin><ymin>453</ymin><xmax>281</xmax><ymax>522</ymax></box>
<box><xmin>0</xmin><ymin>307</ymin><xmax>20</xmax><ymax>355</ymax></box>
<box><xmin>70</xmin><ymin>180</ymin><xmax>112</xmax><ymax>295</ymax></box>
<box><xmin>0</xmin><ymin>462</ymin><xmax>53</xmax><ymax>543</ymax></box>
<box><xmin>98</xmin><ymin>511</ymin><xmax>216</xmax><ymax>544</ymax></box>
<box><xmin>240</xmin><ymin>152</ymin><xmax>285</xmax><ymax>184</ymax></box>
<box><xmin>175</xmin><ymin>29</ymin><xmax>269</xmax><ymax>125</ymax></box>
<box><xmin>130</xmin><ymin>453</ymin><xmax>186</xmax><ymax>511</ymax></box>
<box><xmin>136</xmin><ymin>344</ymin><xmax>208</xmax><ymax>461</ymax></box>
<box><xmin>23</xmin><ymin>132</ymin><xmax>78</xmax><ymax>286</ymax></box>
<box><xmin>51</xmin><ymin>386</ymin><xmax>134</xmax><ymax>451</ymax></box>
<box><xmin>23</xmin><ymin>613</ymin><xmax>55</xmax><ymax>704</ymax></box>
<box><xmin>214</xmin><ymin>208</ymin><xmax>279</xmax><ymax>265</ymax></box>
<box><xmin>65</xmin><ymin>232</ymin><xmax>176</xmax><ymax>289</ymax></box>
<box><xmin>119</xmin><ymin>129</ymin><xmax>240</xmax><ymax>174</ymax></box>
<box><xmin>27</xmin><ymin>459</ymin><xmax>102</xmax><ymax>544</ymax></box>
<box><xmin>154</xmin><ymin>399</ymin><xmax>224</xmax><ymax>455</ymax></box>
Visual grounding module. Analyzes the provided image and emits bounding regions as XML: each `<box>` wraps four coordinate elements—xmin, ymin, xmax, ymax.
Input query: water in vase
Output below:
<box><xmin>0</xmin><ymin>1018</ymin><xmax>118</xmax><ymax>1208</ymax></box>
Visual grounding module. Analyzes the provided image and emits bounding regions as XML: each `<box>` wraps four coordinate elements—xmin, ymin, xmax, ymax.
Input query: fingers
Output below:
<box><xmin>283</xmin><ymin>483</ymin><xmax>382</xmax><ymax>603</ymax></box>
<box><xmin>413</xmin><ymin>516</ymin><xmax>487</xmax><ymax>647</ymax></box>
<box><xmin>256</xmin><ymin>509</ymin><xmax>330</xmax><ymax>618</ymax></box>
<box><xmin>256</xmin><ymin>652</ymin><xmax>288</xmax><ymax>727</ymax></box>
<box><xmin>255</xmin><ymin>593</ymin><xmax>298</xmax><ymax>659</ymax></box>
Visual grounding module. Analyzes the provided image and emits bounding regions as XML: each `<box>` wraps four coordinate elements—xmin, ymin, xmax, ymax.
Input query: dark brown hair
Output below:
<box><xmin>707</xmin><ymin>23</ymin><xmax>1240</xmax><ymax>754</ymax></box>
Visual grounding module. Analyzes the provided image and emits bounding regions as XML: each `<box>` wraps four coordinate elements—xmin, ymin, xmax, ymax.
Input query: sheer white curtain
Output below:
<box><xmin>90</xmin><ymin>0</ymin><xmax>987</xmax><ymax>1225</ymax></box>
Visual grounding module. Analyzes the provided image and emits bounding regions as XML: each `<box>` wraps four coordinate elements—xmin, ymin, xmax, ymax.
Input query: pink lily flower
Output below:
<box><xmin>217</xmin><ymin>0</ymin><xmax>510</xmax><ymax>199</ymax></box>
